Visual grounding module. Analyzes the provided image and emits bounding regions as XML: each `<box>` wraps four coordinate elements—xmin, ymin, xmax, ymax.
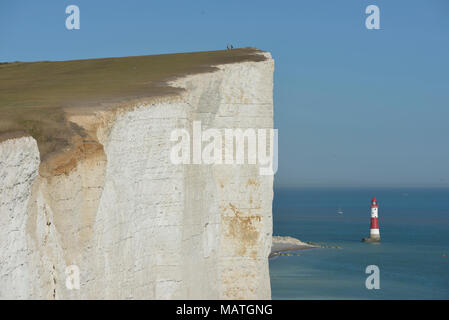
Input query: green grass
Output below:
<box><xmin>0</xmin><ymin>48</ymin><xmax>266</xmax><ymax>157</ymax></box>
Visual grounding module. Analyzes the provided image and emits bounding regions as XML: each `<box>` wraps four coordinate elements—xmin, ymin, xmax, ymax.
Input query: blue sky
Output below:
<box><xmin>1</xmin><ymin>0</ymin><xmax>448</xmax><ymax>187</ymax></box>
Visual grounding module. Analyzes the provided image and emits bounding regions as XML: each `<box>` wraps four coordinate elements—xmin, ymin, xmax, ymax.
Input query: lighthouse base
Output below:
<box><xmin>362</xmin><ymin>236</ymin><xmax>381</xmax><ymax>243</ymax></box>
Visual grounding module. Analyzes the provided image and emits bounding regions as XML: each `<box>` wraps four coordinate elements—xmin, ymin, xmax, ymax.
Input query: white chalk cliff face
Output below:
<box><xmin>0</xmin><ymin>53</ymin><xmax>274</xmax><ymax>299</ymax></box>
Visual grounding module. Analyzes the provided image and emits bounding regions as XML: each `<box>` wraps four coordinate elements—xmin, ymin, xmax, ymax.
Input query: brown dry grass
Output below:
<box><xmin>0</xmin><ymin>48</ymin><xmax>266</xmax><ymax>159</ymax></box>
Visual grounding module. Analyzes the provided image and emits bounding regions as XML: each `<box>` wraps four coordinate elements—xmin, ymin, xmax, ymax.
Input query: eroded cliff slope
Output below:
<box><xmin>0</xmin><ymin>49</ymin><xmax>274</xmax><ymax>299</ymax></box>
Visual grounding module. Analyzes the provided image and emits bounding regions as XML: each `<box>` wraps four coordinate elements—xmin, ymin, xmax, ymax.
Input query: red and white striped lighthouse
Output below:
<box><xmin>363</xmin><ymin>197</ymin><xmax>381</xmax><ymax>242</ymax></box>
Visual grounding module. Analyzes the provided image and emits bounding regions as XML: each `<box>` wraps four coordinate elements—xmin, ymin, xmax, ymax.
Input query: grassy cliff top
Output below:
<box><xmin>0</xmin><ymin>48</ymin><xmax>266</xmax><ymax>158</ymax></box>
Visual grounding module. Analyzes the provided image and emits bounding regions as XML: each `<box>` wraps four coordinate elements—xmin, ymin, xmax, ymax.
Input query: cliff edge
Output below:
<box><xmin>0</xmin><ymin>49</ymin><xmax>274</xmax><ymax>299</ymax></box>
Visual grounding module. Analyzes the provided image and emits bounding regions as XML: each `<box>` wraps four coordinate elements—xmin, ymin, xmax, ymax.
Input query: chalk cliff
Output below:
<box><xmin>0</xmin><ymin>49</ymin><xmax>274</xmax><ymax>299</ymax></box>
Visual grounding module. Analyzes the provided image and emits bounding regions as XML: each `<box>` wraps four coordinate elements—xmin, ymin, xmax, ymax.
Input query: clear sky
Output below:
<box><xmin>1</xmin><ymin>0</ymin><xmax>448</xmax><ymax>188</ymax></box>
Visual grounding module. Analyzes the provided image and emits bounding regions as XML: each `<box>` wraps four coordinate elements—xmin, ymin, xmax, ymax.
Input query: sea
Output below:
<box><xmin>269</xmin><ymin>187</ymin><xmax>449</xmax><ymax>299</ymax></box>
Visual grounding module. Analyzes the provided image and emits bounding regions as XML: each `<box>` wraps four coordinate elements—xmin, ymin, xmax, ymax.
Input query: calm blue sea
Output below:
<box><xmin>269</xmin><ymin>188</ymin><xmax>449</xmax><ymax>299</ymax></box>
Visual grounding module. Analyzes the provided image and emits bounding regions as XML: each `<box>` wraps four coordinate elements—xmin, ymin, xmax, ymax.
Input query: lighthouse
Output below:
<box><xmin>362</xmin><ymin>197</ymin><xmax>381</xmax><ymax>242</ymax></box>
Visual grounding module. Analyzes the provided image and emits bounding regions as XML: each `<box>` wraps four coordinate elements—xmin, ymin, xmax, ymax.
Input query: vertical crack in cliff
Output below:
<box><xmin>51</xmin><ymin>264</ymin><xmax>57</xmax><ymax>299</ymax></box>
